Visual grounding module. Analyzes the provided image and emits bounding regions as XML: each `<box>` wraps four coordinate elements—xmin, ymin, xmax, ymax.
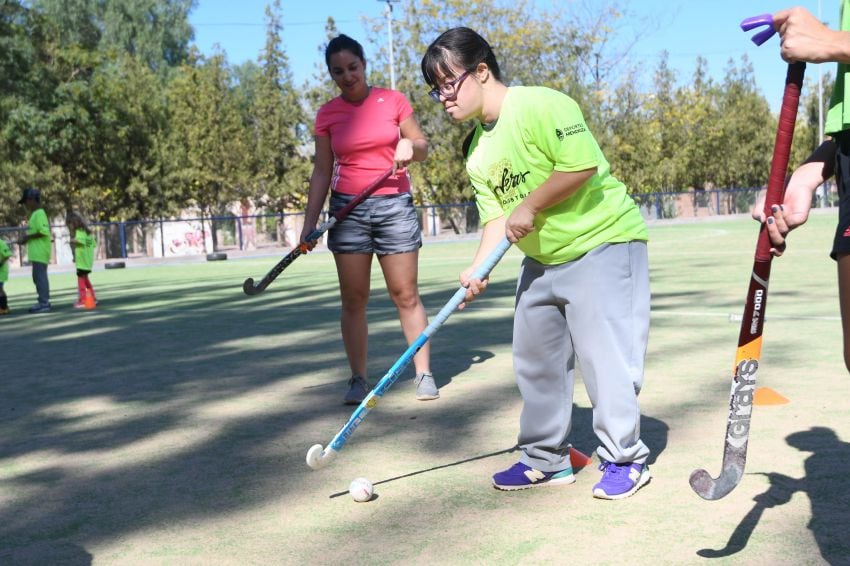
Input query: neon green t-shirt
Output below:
<box><xmin>26</xmin><ymin>208</ymin><xmax>51</xmax><ymax>265</ymax></box>
<box><xmin>825</xmin><ymin>0</ymin><xmax>850</xmax><ymax>135</ymax></box>
<box><xmin>73</xmin><ymin>228</ymin><xmax>96</xmax><ymax>271</ymax></box>
<box><xmin>466</xmin><ymin>86</ymin><xmax>647</xmax><ymax>265</ymax></box>
<box><xmin>0</xmin><ymin>239</ymin><xmax>11</xmax><ymax>283</ymax></box>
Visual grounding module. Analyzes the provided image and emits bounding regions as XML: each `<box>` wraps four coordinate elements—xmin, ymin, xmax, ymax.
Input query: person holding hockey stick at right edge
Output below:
<box><xmin>301</xmin><ymin>34</ymin><xmax>438</xmax><ymax>405</ymax></box>
<box><xmin>754</xmin><ymin>4</ymin><xmax>850</xmax><ymax>373</ymax></box>
<box><xmin>421</xmin><ymin>28</ymin><xmax>652</xmax><ymax>499</ymax></box>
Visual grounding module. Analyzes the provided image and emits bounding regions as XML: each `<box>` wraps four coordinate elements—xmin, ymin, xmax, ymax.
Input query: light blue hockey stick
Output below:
<box><xmin>306</xmin><ymin>237</ymin><xmax>512</xmax><ymax>470</ymax></box>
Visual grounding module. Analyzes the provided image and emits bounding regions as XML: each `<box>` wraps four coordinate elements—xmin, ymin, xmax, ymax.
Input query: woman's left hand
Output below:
<box><xmin>393</xmin><ymin>138</ymin><xmax>414</xmax><ymax>173</ymax></box>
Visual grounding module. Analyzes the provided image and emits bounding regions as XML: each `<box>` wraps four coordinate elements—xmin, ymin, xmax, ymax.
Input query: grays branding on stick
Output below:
<box><xmin>242</xmin><ymin>168</ymin><xmax>394</xmax><ymax>296</ymax></box>
<box><xmin>306</xmin><ymin>238</ymin><xmax>512</xmax><ymax>470</ymax></box>
<box><xmin>690</xmin><ymin>15</ymin><xmax>805</xmax><ymax>500</ymax></box>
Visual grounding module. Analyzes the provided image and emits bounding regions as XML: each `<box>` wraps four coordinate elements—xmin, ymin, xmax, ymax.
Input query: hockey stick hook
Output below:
<box><xmin>306</xmin><ymin>444</ymin><xmax>337</xmax><ymax>470</ymax></box>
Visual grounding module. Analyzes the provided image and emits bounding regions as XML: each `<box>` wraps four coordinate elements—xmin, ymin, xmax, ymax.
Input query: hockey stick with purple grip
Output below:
<box><xmin>689</xmin><ymin>14</ymin><xmax>805</xmax><ymax>500</ymax></box>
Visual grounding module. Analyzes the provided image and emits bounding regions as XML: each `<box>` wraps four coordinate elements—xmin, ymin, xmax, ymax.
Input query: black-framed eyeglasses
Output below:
<box><xmin>428</xmin><ymin>70</ymin><xmax>471</xmax><ymax>102</ymax></box>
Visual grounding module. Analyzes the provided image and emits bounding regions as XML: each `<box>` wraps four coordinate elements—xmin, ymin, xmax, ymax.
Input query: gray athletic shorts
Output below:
<box><xmin>327</xmin><ymin>192</ymin><xmax>422</xmax><ymax>255</ymax></box>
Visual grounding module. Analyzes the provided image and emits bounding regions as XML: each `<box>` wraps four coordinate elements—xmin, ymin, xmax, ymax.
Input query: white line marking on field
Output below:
<box><xmin>444</xmin><ymin>309</ymin><xmax>840</xmax><ymax>321</ymax></box>
<box><xmin>213</xmin><ymin>302</ymin><xmax>842</xmax><ymax>323</ymax></box>
<box><xmin>725</xmin><ymin>312</ymin><xmax>839</xmax><ymax>322</ymax></box>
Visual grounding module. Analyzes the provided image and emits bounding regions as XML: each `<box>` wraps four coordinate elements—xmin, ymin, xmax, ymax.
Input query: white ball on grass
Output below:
<box><xmin>349</xmin><ymin>477</ymin><xmax>373</xmax><ymax>502</ymax></box>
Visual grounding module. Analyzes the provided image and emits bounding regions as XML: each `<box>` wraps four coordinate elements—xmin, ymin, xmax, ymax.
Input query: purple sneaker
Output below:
<box><xmin>592</xmin><ymin>461</ymin><xmax>651</xmax><ymax>500</ymax></box>
<box><xmin>492</xmin><ymin>461</ymin><xmax>575</xmax><ymax>491</ymax></box>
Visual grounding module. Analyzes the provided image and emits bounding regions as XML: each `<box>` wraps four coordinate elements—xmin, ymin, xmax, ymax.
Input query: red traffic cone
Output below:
<box><xmin>569</xmin><ymin>447</ymin><xmax>593</xmax><ymax>470</ymax></box>
<box><xmin>83</xmin><ymin>289</ymin><xmax>96</xmax><ymax>310</ymax></box>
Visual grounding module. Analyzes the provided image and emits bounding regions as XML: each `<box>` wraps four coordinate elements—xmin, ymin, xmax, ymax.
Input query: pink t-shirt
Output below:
<box><xmin>315</xmin><ymin>87</ymin><xmax>413</xmax><ymax>195</ymax></box>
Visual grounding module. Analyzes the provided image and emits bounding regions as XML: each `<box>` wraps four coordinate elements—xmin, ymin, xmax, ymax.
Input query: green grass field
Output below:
<box><xmin>1</xmin><ymin>212</ymin><xmax>848</xmax><ymax>565</ymax></box>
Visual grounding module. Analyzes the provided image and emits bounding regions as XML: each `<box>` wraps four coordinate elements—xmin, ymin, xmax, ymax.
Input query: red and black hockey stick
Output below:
<box><xmin>690</xmin><ymin>14</ymin><xmax>805</xmax><ymax>500</ymax></box>
<box><xmin>242</xmin><ymin>167</ymin><xmax>393</xmax><ymax>296</ymax></box>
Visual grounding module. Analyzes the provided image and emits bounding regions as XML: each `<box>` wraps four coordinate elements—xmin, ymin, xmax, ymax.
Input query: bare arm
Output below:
<box><xmin>505</xmin><ymin>168</ymin><xmax>595</xmax><ymax>243</ymax></box>
<box><xmin>457</xmin><ymin>216</ymin><xmax>506</xmax><ymax>310</ymax></box>
<box><xmin>300</xmin><ymin>135</ymin><xmax>334</xmax><ymax>246</ymax></box>
<box><xmin>18</xmin><ymin>232</ymin><xmax>47</xmax><ymax>245</ymax></box>
<box><xmin>774</xmin><ymin>7</ymin><xmax>850</xmax><ymax>64</ymax></box>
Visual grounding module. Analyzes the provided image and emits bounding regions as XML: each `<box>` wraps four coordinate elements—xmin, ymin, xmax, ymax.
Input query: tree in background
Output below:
<box><xmin>0</xmin><ymin>0</ymin><xmax>832</xmax><ymax>230</ymax></box>
<box><xmin>98</xmin><ymin>0</ymin><xmax>196</xmax><ymax>73</ymax></box>
<box><xmin>165</xmin><ymin>51</ymin><xmax>248</xmax><ymax>248</ymax></box>
<box><xmin>676</xmin><ymin>56</ymin><xmax>725</xmax><ymax>191</ymax></box>
<box><xmin>714</xmin><ymin>56</ymin><xmax>776</xmax><ymax>190</ymax></box>
<box><xmin>0</xmin><ymin>1</ymin><xmax>62</xmax><ymax>223</ymax></box>
<box><xmin>0</xmin><ymin>0</ymin><xmax>195</xmax><ymax>225</ymax></box>
<box><xmin>799</xmin><ymin>72</ymin><xmax>834</xmax><ymax>158</ymax></box>
<box><xmin>645</xmin><ymin>52</ymin><xmax>683</xmax><ymax>192</ymax></box>
<box><xmin>245</xmin><ymin>0</ymin><xmax>310</xmax><ymax>213</ymax></box>
<box><xmin>603</xmin><ymin>67</ymin><xmax>660</xmax><ymax>194</ymax></box>
<box><xmin>302</xmin><ymin>17</ymin><xmax>342</xmax><ymax>129</ymax></box>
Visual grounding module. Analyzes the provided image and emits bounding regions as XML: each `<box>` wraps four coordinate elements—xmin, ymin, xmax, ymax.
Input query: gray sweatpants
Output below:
<box><xmin>513</xmin><ymin>241</ymin><xmax>650</xmax><ymax>472</ymax></box>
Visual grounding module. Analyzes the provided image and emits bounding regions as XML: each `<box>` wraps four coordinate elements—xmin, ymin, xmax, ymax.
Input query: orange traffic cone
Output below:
<box><xmin>569</xmin><ymin>447</ymin><xmax>594</xmax><ymax>470</ymax></box>
<box><xmin>753</xmin><ymin>387</ymin><xmax>789</xmax><ymax>405</ymax></box>
<box><xmin>83</xmin><ymin>289</ymin><xmax>96</xmax><ymax>310</ymax></box>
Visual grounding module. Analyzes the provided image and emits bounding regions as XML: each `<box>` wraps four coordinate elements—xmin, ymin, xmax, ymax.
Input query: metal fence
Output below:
<box><xmin>634</xmin><ymin>187</ymin><xmax>763</xmax><ymax>220</ymax></box>
<box><xmin>1</xmin><ymin>184</ymin><xmax>835</xmax><ymax>268</ymax></box>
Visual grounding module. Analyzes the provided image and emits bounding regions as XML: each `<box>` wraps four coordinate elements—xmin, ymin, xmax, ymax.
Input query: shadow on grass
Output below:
<box><xmin>0</xmin><ymin>255</ymin><xmax>672</xmax><ymax>561</ymax></box>
<box><xmin>697</xmin><ymin>427</ymin><xmax>850</xmax><ymax>563</ymax></box>
<box><xmin>327</xmin><ymin>445</ymin><xmax>521</xmax><ymax>499</ymax></box>
<box><xmin>0</xmin><ymin>263</ymin><xmax>521</xmax><ymax>558</ymax></box>
<box><xmin>0</xmin><ymin>541</ymin><xmax>92</xmax><ymax>565</ymax></box>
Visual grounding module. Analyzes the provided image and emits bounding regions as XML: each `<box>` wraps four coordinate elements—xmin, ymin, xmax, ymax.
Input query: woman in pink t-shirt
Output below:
<box><xmin>301</xmin><ymin>34</ymin><xmax>438</xmax><ymax>405</ymax></box>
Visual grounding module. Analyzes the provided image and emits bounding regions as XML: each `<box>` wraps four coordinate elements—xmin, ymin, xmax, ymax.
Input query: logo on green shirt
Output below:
<box><xmin>555</xmin><ymin>123</ymin><xmax>587</xmax><ymax>140</ymax></box>
<box><xmin>486</xmin><ymin>159</ymin><xmax>531</xmax><ymax>206</ymax></box>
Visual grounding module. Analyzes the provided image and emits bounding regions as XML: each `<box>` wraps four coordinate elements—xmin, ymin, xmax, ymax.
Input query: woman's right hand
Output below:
<box><xmin>751</xmin><ymin>145</ymin><xmax>834</xmax><ymax>257</ymax></box>
<box><xmin>773</xmin><ymin>7</ymin><xmax>841</xmax><ymax>64</ymax></box>
<box><xmin>752</xmin><ymin>200</ymin><xmax>791</xmax><ymax>257</ymax></box>
<box><xmin>299</xmin><ymin>226</ymin><xmax>319</xmax><ymax>251</ymax></box>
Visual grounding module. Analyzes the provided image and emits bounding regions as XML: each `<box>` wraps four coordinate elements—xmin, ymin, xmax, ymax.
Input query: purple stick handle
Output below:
<box><xmin>741</xmin><ymin>13</ymin><xmax>777</xmax><ymax>46</ymax></box>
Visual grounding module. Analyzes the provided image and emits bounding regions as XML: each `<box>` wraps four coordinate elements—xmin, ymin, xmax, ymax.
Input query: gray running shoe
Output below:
<box><xmin>27</xmin><ymin>303</ymin><xmax>51</xmax><ymax>314</ymax></box>
<box><xmin>343</xmin><ymin>375</ymin><xmax>370</xmax><ymax>405</ymax></box>
<box><xmin>414</xmin><ymin>372</ymin><xmax>439</xmax><ymax>400</ymax></box>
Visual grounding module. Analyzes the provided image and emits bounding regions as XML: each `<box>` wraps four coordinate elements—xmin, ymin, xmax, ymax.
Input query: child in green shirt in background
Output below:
<box><xmin>0</xmin><ymin>238</ymin><xmax>11</xmax><ymax>314</ymax></box>
<box><xmin>17</xmin><ymin>187</ymin><xmax>51</xmax><ymax>313</ymax></box>
<box><xmin>66</xmin><ymin>211</ymin><xmax>97</xmax><ymax>308</ymax></box>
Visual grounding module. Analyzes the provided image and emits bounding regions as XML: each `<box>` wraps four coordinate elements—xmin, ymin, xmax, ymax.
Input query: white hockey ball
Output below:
<box><xmin>349</xmin><ymin>477</ymin><xmax>373</xmax><ymax>502</ymax></box>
